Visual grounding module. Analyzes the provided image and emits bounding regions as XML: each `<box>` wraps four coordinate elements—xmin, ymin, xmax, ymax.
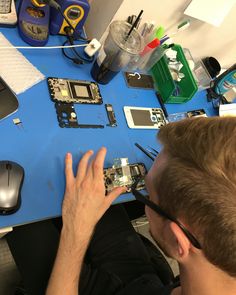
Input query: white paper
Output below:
<box><xmin>184</xmin><ymin>0</ymin><xmax>236</xmax><ymax>27</ymax></box>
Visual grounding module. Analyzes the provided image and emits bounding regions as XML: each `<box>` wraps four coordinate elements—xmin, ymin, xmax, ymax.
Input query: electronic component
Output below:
<box><xmin>124</xmin><ymin>72</ymin><xmax>154</xmax><ymax>89</ymax></box>
<box><xmin>124</xmin><ymin>106</ymin><xmax>167</xmax><ymax>129</ymax></box>
<box><xmin>13</xmin><ymin>118</ymin><xmax>23</xmax><ymax>129</ymax></box>
<box><xmin>0</xmin><ymin>0</ymin><xmax>17</xmax><ymax>26</ymax></box>
<box><xmin>18</xmin><ymin>0</ymin><xmax>50</xmax><ymax>46</ymax></box>
<box><xmin>168</xmin><ymin>109</ymin><xmax>207</xmax><ymax>122</ymax></box>
<box><xmin>54</xmin><ymin>102</ymin><xmax>104</xmax><ymax>129</ymax></box>
<box><xmin>47</xmin><ymin>77</ymin><xmax>103</xmax><ymax>104</ymax></box>
<box><xmin>104</xmin><ymin>158</ymin><xmax>147</xmax><ymax>194</ymax></box>
<box><xmin>187</xmin><ymin>109</ymin><xmax>207</xmax><ymax>118</ymax></box>
<box><xmin>105</xmin><ymin>104</ymin><xmax>117</xmax><ymax>127</ymax></box>
<box><xmin>55</xmin><ymin>102</ymin><xmax>78</xmax><ymax>128</ymax></box>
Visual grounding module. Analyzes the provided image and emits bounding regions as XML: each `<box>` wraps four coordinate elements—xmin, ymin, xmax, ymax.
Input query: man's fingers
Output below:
<box><xmin>65</xmin><ymin>153</ymin><xmax>74</xmax><ymax>188</ymax></box>
<box><xmin>76</xmin><ymin>150</ymin><xmax>94</xmax><ymax>182</ymax></box>
<box><xmin>92</xmin><ymin>147</ymin><xmax>107</xmax><ymax>177</ymax></box>
<box><xmin>106</xmin><ymin>187</ymin><xmax>126</xmax><ymax>205</ymax></box>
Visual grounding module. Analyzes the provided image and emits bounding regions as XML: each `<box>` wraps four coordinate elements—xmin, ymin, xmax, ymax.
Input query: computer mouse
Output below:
<box><xmin>0</xmin><ymin>161</ymin><xmax>24</xmax><ymax>215</ymax></box>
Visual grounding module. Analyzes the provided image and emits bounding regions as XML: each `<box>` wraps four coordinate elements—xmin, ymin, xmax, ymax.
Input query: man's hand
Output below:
<box><xmin>62</xmin><ymin>147</ymin><xmax>125</xmax><ymax>242</ymax></box>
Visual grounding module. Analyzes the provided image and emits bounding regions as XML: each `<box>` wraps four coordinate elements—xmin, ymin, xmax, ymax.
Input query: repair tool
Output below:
<box><xmin>155</xmin><ymin>92</ymin><xmax>168</xmax><ymax>118</ymax></box>
<box><xmin>49</xmin><ymin>0</ymin><xmax>90</xmax><ymax>35</ymax></box>
<box><xmin>135</xmin><ymin>143</ymin><xmax>155</xmax><ymax>161</ymax></box>
<box><xmin>147</xmin><ymin>146</ymin><xmax>159</xmax><ymax>156</ymax></box>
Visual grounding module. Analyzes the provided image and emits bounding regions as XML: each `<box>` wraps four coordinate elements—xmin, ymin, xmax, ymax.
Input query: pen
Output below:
<box><xmin>135</xmin><ymin>143</ymin><xmax>155</xmax><ymax>161</ymax></box>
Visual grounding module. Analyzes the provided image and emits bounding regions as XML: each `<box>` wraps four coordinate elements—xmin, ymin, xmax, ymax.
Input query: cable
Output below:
<box><xmin>62</xmin><ymin>40</ymin><xmax>82</xmax><ymax>64</ymax></box>
<box><xmin>62</xmin><ymin>39</ymin><xmax>93</xmax><ymax>64</ymax></box>
<box><xmin>68</xmin><ymin>33</ymin><xmax>93</xmax><ymax>62</ymax></box>
<box><xmin>62</xmin><ymin>28</ymin><xmax>94</xmax><ymax>64</ymax></box>
<box><xmin>0</xmin><ymin>44</ymin><xmax>88</xmax><ymax>50</ymax></box>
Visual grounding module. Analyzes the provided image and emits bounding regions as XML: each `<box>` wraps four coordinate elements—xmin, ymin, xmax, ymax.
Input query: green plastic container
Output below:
<box><xmin>151</xmin><ymin>44</ymin><xmax>198</xmax><ymax>103</ymax></box>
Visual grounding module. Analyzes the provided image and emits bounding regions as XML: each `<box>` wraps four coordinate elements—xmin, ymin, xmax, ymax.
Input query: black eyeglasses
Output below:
<box><xmin>131</xmin><ymin>178</ymin><xmax>202</xmax><ymax>249</ymax></box>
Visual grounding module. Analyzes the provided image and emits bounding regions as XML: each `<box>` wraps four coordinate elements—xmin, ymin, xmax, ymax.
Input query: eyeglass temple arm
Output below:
<box><xmin>132</xmin><ymin>189</ymin><xmax>202</xmax><ymax>249</ymax></box>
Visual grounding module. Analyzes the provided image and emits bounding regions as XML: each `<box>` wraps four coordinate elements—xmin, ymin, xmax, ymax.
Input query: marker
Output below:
<box><xmin>140</xmin><ymin>38</ymin><xmax>160</xmax><ymax>56</ymax></box>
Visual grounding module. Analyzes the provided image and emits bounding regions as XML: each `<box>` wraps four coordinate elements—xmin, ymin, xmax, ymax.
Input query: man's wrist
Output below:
<box><xmin>60</xmin><ymin>225</ymin><xmax>94</xmax><ymax>251</ymax></box>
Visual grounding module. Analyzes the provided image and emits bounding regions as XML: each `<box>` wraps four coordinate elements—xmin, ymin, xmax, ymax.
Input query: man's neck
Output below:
<box><xmin>171</xmin><ymin>260</ymin><xmax>236</xmax><ymax>295</ymax></box>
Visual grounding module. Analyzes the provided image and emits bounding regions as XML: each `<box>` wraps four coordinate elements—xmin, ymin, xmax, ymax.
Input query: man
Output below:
<box><xmin>44</xmin><ymin>116</ymin><xmax>236</xmax><ymax>295</ymax></box>
<box><xmin>8</xmin><ymin>117</ymin><xmax>236</xmax><ymax>295</ymax></box>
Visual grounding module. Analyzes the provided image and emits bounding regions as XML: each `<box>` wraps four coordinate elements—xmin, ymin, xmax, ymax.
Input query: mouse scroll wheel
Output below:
<box><xmin>6</xmin><ymin>163</ymin><xmax>12</xmax><ymax>170</ymax></box>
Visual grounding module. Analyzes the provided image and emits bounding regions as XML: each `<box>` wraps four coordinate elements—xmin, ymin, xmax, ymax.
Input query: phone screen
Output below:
<box><xmin>130</xmin><ymin>109</ymin><xmax>154</xmax><ymax>126</ymax></box>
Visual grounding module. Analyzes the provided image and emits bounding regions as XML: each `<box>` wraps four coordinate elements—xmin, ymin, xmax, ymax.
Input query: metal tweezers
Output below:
<box><xmin>135</xmin><ymin>143</ymin><xmax>159</xmax><ymax>161</ymax></box>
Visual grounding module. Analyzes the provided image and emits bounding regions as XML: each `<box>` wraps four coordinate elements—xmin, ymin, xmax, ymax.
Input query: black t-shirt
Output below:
<box><xmin>115</xmin><ymin>274</ymin><xmax>174</xmax><ymax>295</ymax></box>
<box><xmin>80</xmin><ymin>267</ymin><xmax>175</xmax><ymax>295</ymax></box>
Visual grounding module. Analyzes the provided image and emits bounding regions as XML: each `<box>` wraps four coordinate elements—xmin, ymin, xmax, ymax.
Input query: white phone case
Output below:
<box><xmin>123</xmin><ymin>106</ymin><xmax>167</xmax><ymax>129</ymax></box>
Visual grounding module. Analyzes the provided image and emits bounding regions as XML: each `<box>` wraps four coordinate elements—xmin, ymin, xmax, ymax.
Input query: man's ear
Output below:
<box><xmin>169</xmin><ymin>222</ymin><xmax>191</xmax><ymax>260</ymax></box>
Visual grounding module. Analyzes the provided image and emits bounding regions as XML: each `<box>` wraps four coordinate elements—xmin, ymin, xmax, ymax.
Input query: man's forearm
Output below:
<box><xmin>46</xmin><ymin>228</ymin><xmax>92</xmax><ymax>295</ymax></box>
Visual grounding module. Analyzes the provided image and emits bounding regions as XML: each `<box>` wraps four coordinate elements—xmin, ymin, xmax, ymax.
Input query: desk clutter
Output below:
<box><xmin>0</xmin><ymin>3</ymin><xmax>235</xmax><ymax>223</ymax></box>
<box><xmin>0</xmin><ymin>1</ymin><xmax>235</xmax><ymax>109</ymax></box>
<box><xmin>0</xmin><ymin>4</ymin><xmax>235</xmax><ymax>130</ymax></box>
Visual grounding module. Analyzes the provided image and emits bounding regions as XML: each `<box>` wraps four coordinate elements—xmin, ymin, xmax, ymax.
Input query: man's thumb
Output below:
<box><xmin>107</xmin><ymin>186</ymin><xmax>127</xmax><ymax>204</ymax></box>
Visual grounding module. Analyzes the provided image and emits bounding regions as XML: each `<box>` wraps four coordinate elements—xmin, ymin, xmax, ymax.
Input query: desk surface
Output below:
<box><xmin>0</xmin><ymin>27</ymin><xmax>217</xmax><ymax>229</ymax></box>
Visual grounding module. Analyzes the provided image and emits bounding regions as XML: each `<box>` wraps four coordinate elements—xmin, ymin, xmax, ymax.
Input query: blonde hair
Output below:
<box><xmin>157</xmin><ymin>117</ymin><xmax>236</xmax><ymax>276</ymax></box>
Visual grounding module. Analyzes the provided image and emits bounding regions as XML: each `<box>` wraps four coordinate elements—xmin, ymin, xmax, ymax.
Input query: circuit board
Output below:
<box><xmin>104</xmin><ymin>161</ymin><xmax>147</xmax><ymax>194</ymax></box>
<box><xmin>47</xmin><ymin>77</ymin><xmax>103</xmax><ymax>104</ymax></box>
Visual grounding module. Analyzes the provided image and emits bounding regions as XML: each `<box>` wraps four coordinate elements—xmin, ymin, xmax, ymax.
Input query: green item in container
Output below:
<box><xmin>151</xmin><ymin>44</ymin><xmax>198</xmax><ymax>103</ymax></box>
<box><xmin>155</xmin><ymin>26</ymin><xmax>165</xmax><ymax>39</ymax></box>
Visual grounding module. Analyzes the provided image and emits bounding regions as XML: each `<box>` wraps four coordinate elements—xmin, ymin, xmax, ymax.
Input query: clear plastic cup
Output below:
<box><xmin>91</xmin><ymin>20</ymin><xmax>143</xmax><ymax>84</ymax></box>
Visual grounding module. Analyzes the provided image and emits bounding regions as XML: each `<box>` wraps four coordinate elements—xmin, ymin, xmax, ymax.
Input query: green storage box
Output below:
<box><xmin>151</xmin><ymin>44</ymin><xmax>198</xmax><ymax>103</ymax></box>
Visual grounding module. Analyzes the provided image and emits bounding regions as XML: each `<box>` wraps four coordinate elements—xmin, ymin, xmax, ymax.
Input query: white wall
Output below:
<box><xmin>87</xmin><ymin>0</ymin><xmax>236</xmax><ymax>68</ymax></box>
<box><xmin>85</xmin><ymin>0</ymin><xmax>124</xmax><ymax>40</ymax></box>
